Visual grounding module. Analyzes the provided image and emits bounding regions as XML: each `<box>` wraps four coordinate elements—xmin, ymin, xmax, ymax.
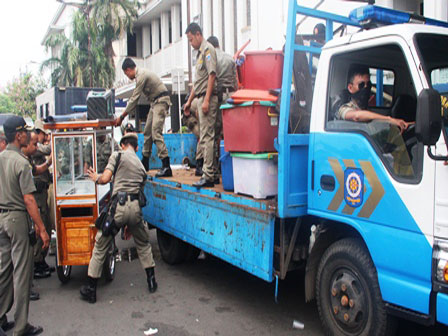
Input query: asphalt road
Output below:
<box><xmin>6</xmin><ymin>230</ymin><xmax>448</xmax><ymax>336</ymax></box>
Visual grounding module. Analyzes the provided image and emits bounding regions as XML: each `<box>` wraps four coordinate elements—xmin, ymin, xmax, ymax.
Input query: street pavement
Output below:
<box><xmin>6</xmin><ymin>229</ymin><xmax>448</xmax><ymax>336</ymax></box>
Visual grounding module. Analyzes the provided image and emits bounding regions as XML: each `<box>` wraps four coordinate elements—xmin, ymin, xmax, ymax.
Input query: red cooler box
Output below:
<box><xmin>243</xmin><ymin>50</ymin><xmax>284</xmax><ymax>90</ymax></box>
<box><xmin>221</xmin><ymin>101</ymin><xmax>278</xmax><ymax>153</ymax></box>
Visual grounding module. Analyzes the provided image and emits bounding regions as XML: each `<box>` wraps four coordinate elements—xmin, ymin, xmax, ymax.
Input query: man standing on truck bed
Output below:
<box><xmin>80</xmin><ymin>132</ymin><xmax>157</xmax><ymax>304</ymax></box>
<box><xmin>115</xmin><ymin>58</ymin><xmax>172</xmax><ymax>177</ymax></box>
<box><xmin>184</xmin><ymin>23</ymin><xmax>219</xmax><ymax>188</ymax></box>
<box><xmin>207</xmin><ymin>35</ymin><xmax>238</xmax><ymax>182</ymax></box>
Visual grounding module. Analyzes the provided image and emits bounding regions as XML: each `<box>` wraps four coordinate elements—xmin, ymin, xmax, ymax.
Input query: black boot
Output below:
<box><xmin>145</xmin><ymin>267</ymin><xmax>158</xmax><ymax>293</ymax></box>
<box><xmin>195</xmin><ymin>158</ymin><xmax>203</xmax><ymax>176</ymax></box>
<box><xmin>34</xmin><ymin>262</ymin><xmax>50</xmax><ymax>279</ymax></box>
<box><xmin>141</xmin><ymin>155</ymin><xmax>150</xmax><ymax>171</ymax></box>
<box><xmin>155</xmin><ymin>157</ymin><xmax>172</xmax><ymax>178</ymax></box>
<box><xmin>80</xmin><ymin>277</ymin><xmax>97</xmax><ymax>303</ymax></box>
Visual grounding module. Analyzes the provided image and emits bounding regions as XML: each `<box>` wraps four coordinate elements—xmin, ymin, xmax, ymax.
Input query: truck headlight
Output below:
<box><xmin>434</xmin><ymin>240</ymin><xmax>448</xmax><ymax>283</ymax></box>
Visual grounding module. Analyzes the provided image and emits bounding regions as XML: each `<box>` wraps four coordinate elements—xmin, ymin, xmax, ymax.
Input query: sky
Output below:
<box><xmin>0</xmin><ymin>0</ymin><xmax>61</xmax><ymax>90</ymax></box>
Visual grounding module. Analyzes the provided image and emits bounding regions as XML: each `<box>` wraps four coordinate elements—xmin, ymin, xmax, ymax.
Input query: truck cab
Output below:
<box><xmin>284</xmin><ymin>9</ymin><xmax>448</xmax><ymax>334</ymax></box>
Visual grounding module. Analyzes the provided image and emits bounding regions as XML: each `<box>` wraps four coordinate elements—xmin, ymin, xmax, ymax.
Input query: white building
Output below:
<box><xmin>40</xmin><ymin>0</ymin><xmax>448</xmax><ymax>130</ymax></box>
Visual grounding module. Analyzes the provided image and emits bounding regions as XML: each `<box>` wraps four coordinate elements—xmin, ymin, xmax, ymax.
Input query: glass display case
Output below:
<box><xmin>54</xmin><ymin>134</ymin><xmax>96</xmax><ymax>198</ymax></box>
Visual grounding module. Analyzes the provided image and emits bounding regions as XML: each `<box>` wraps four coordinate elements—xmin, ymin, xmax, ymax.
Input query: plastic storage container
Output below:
<box><xmin>231</xmin><ymin>153</ymin><xmax>278</xmax><ymax>199</ymax></box>
<box><xmin>221</xmin><ymin>101</ymin><xmax>278</xmax><ymax>153</ymax></box>
<box><xmin>219</xmin><ymin>140</ymin><xmax>234</xmax><ymax>191</ymax></box>
<box><xmin>243</xmin><ymin>50</ymin><xmax>284</xmax><ymax>90</ymax></box>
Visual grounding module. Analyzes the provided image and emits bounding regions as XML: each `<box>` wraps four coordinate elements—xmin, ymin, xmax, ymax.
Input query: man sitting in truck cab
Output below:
<box><xmin>336</xmin><ymin>64</ymin><xmax>414</xmax><ymax>177</ymax></box>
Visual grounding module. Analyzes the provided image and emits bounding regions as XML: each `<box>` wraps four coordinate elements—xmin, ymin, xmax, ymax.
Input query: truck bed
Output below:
<box><xmin>147</xmin><ymin>168</ymin><xmax>276</xmax><ymax>208</ymax></box>
<box><xmin>143</xmin><ymin>168</ymin><xmax>277</xmax><ymax>281</ymax></box>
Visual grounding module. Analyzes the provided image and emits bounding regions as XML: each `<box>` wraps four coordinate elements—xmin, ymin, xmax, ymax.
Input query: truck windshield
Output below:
<box><xmin>415</xmin><ymin>33</ymin><xmax>448</xmax><ymax>136</ymax></box>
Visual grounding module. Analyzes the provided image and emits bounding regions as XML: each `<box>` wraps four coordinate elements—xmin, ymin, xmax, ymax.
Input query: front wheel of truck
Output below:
<box><xmin>316</xmin><ymin>238</ymin><xmax>394</xmax><ymax>336</ymax></box>
<box><xmin>156</xmin><ymin>229</ymin><xmax>188</xmax><ymax>264</ymax></box>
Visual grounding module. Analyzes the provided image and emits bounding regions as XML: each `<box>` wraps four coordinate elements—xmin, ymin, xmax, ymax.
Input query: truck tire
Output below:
<box><xmin>156</xmin><ymin>229</ymin><xmax>188</xmax><ymax>265</ymax></box>
<box><xmin>316</xmin><ymin>238</ymin><xmax>393</xmax><ymax>336</ymax></box>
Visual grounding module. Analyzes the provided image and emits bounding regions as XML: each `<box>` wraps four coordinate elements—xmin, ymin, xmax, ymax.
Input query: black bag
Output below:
<box><xmin>138</xmin><ymin>189</ymin><xmax>147</xmax><ymax>207</ymax></box>
<box><xmin>94</xmin><ymin>153</ymin><xmax>121</xmax><ymax>233</ymax></box>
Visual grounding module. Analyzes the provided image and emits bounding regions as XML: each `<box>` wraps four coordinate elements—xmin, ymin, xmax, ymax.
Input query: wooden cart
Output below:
<box><xmin>45</xmin><ymin>120</ymin><xmax>117</xmax><ymax>283</ymax></box>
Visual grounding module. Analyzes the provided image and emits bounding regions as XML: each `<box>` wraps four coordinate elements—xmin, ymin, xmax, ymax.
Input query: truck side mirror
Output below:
<box><xmin>415</xmin><ymin>88</ymin><xmax>442</xmax><ymax>146</ymax></box>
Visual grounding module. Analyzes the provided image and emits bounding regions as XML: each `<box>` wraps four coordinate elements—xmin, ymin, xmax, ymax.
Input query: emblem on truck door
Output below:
<box><xmin>327</xmin><ymin>159</ymin><xmax>385</xmax><ymax>218</ymax></box>
<box><xmin>344</xmin><ymin>168</ymin><xmax>364</xmax><ymax>208</ymax></box>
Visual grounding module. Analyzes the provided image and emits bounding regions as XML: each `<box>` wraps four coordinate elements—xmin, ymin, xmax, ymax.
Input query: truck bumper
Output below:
<box><xmin>437</xmin><ymin>292</ymin><xmax>448</xmax><ymax>325</ymax></box>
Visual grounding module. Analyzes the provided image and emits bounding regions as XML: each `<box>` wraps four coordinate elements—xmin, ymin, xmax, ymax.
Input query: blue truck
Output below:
<box><xmin>141</xmin><ymin>1</ymin><xmax>448</xmax><ymax>334</ymax></box>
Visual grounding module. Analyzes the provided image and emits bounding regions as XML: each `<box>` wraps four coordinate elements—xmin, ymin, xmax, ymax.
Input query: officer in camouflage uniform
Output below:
<box><xmin>116</xmin><ymin>58</ymin><xmax>172</xmax><ymax>177</ymax></box>
<box><xmin>80</xmin><ymin>133</ymin><xmax>157</xmax><ymax>304</ymax></box>
<box><xmin>32</xmin><ymin>120</ymin><xmax>53</xmax><ymax>279</ymax></box>
<box><xmin>0</xmin><ymin>116</ymin><xmax>49</xmax><ymax>336</ymax></box>
<box><xmin>184</xmin><ymin>23</ymin><xmax>219</xmax><ymax>188</ymax></box>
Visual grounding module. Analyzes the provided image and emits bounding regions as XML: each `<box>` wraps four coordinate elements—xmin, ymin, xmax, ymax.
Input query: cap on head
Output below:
<box><xmin>34</xmin><ymin>119</ymin><xmax>49</xmax><ymax>135</ymax></box>
<box><xmin>3</xmin><ymin>116</ymin><xmax>33</xmax><ymax>135</ymax></box>
<box><xmin>120</xmin><ymin>132</ymin><xmax>138</xmax><ymax>145</ymax></box>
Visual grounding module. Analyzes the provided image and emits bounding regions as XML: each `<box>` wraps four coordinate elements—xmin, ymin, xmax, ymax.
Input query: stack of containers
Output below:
<box><xmin>220</xmin><ymin>50</ymin><xmax>283</xmax><ymax>199</ymax></box>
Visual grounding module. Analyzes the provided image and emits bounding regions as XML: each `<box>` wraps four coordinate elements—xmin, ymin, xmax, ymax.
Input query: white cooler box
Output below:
<box><xmin>231</xmin><ymin>152</ymin><xmax>278</xmax><ymax>199</ymax></box>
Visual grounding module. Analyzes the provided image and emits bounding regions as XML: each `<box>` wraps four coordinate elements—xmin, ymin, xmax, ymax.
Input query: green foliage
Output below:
<box><xmin>42</xmin><ymin>0</ymin><xmax>139</xmax><ymax>88</ymax></box>
<box><xmin>0</xmin><ymin>72</ymin><xmax>47</xmax><ymax>119</ymax></box>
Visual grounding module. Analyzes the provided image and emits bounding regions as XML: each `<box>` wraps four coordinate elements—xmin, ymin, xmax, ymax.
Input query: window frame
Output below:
<box><xmin>324</xmin><ymin>42</ymin><xmax>423</xmax><ymax>185</ymax></box>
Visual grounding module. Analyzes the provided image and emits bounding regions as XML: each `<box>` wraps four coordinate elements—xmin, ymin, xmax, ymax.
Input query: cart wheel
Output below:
<box><xmin>103</xmin><ymin>239</ymin><xmax>116</xmax><ymax>282</ymax></box>
<box><xmin>55</xmin><ymin>254</ymin><xmax>72</xmax><ymax>284</ymax></box>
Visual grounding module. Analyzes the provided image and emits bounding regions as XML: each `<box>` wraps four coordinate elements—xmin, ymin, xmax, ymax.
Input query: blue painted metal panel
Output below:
<box><xmin>143</xmin><ymin>180</ymin><xmax>276</xmax><ymax>281</ymax></box>
<box><xmin>437</xmin><ymin>293</ymin><xmax>448</xmax><ymax>325</ymax></box>
<box><xmin>136</xmin><ymin>133</ymin><xmax>198</xmax><ymax>169</ymax></box>
<box><xmin>309</xmin><ymin>132</ymin><xmax>432</xmax><ymax>314</ymax></box>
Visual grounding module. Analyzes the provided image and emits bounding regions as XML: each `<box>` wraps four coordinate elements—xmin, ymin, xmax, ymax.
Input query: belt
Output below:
<box><xmin>0</xmin><ymin>209</ymin><xmax>25</xmax><ymax>213</ymax></box>
<box><xmin>153</xmin><ymin>91</ymin><xmax>170</xmax><ymax>101</ymax></box>
<box><xmin>196</xmin><ymin>91</ymin><xmax>218</xmax><ymax>99</ymax></box>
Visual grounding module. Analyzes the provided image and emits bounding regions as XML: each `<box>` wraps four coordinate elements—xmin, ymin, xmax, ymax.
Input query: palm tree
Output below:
<box><xmin>90</xmin><ymin>0</ymin><xmax>140</xmax><ymax>69</ymax></box>
<box><xmin>42</xmin><ymin>11</ymin><xmax>112</xmax><ymax>87</ymax></box>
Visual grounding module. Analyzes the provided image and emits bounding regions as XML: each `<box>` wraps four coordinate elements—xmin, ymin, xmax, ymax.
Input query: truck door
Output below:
<box><xmin>309</xmin><ymin>38</ymin><xmax>436</xmax><ymax>315</ymax></box>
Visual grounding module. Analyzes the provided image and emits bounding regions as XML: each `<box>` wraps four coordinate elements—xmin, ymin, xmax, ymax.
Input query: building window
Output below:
<box><xmin>169</xmin><ymin>12</ymin><xmax>172</xmax><ymax>44</ymax></box>
<box><xmin>127</xmin><ymin>31</ymin><xmax>137</xmax><ymax>57</ymax></box>
<box><xmin>40</xmin><ymin>105</ymin><xmax>44</xmax><ymax>119</ymax></box>
<box><xmin>45</xmin><ymin>103</ymin><xmax>49</xmax><ymax>118</ymax></box>
<box><xmin>180</xmin><ymin>6</ymin><xmax>182</xmax><ymax>37</ymax></box>
<box><xmin>158</xmin><ymin>19</ymin><xmax>162</xmax><ymax>50</ymax></box>
<box><xmin>234</xmin><ymin>0</ymin><xmax>238</xmax><ymax>52</ymax></box>
<box><xmin>221</xmin><ymin>0</ymin><xmax>225</xmax><ymax>48</ymax></box>
<box><xmin>149</xmin><ymin>24</ymin><xmax>153</xmax><ymax>55</ymax></box>
<box><xmin>246</xmin><ymin>0</ymin><xmax>251</xmax><ymax>26</ymax></box>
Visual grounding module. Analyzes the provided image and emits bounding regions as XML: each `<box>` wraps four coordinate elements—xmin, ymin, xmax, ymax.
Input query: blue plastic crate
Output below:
<box><xmin>220</xmin><ymin>140</ymin><xmax>234</xmax><ymax>191</ymax></box>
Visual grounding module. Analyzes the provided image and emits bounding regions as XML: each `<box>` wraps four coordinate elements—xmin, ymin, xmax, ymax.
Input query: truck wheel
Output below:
<box><xmin>316</xmin><ymin>238</ymin><xmax>392</xmax><ymax>336</ymax></box>
<box><xmin>156</xmin><ymin>229</ymin><xmax>187</xmax><ymax>265</ymax></box>
<box><xmin>55</xmin><ymin>254</ymin><xmax>72</xmax><ymax>284</ymax></box>
<box><xmin>103</xmin><ymin>239</ymin><xmax>116</xmax><ymax>282</ymax></box>
<box><xmin>185</xmin><ymin>244</ymin><xmax>201</xmax><ymax>262</ymax></box>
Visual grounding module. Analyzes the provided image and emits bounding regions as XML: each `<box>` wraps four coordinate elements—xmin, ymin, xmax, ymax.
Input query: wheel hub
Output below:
<box><xmin>330</xmin><ymin>269</ymin><xmax>367</xmax><ymax>332</ymax></box>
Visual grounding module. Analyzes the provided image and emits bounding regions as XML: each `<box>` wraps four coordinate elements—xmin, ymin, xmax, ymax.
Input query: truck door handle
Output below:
<box><xmin>320</xmin><ymin>175</ymin><xmax>335</xmax><ymax>191</ymax></box>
